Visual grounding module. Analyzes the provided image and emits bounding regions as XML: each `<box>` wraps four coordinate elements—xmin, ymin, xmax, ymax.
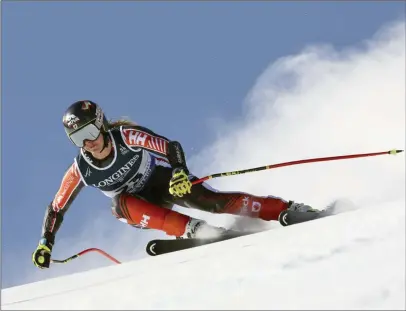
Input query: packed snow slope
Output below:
<box><xmin>2</xmin><ymin>200</ymin><xmax>405</xmax><ymax>310</ymax></box>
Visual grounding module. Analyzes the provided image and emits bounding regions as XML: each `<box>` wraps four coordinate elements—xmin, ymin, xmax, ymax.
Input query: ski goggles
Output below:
<box><xmin>69</xmin><ymin>123</ymin><xmax>101</xmax><ymax>148</ymax></box>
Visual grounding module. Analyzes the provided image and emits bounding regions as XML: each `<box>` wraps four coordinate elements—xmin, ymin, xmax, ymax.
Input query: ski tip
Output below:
<box><xmin>389</xmin><ymin>149</ymin><xmax>404</xmax><ymax>155</ymax></box>
<box><xmin>146</xmin><ymin>241</ymin><xmax>158</xmax><ymax>256</ymax></box>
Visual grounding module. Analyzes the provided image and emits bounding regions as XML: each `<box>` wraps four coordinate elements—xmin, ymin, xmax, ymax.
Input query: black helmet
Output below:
<box><xmin>62</xmin><ymin>100</ymin><xmax>109</xmax><ymax>147</ymax></box>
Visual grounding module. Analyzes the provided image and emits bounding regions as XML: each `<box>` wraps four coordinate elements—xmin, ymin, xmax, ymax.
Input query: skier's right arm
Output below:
<box><xmin>32</xmin><ymin>162</ymin><xmax>85</xmax><ymax>269</ymax></box>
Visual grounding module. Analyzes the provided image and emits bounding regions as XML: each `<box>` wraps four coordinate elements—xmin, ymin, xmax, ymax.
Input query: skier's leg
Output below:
<box><xmin>111</xmin><ymin>193</ymin><xmax>225</xmax><ymax>238</ymax></box>
<box><xmin>111</xmin><ymin>193</ymin><xmax>190</xmax><ymax>236</ymax></box>
<box><xmin>171</xmin><ymin>181</ymin><xmax>314</xmax><ymax>222</ymax></box>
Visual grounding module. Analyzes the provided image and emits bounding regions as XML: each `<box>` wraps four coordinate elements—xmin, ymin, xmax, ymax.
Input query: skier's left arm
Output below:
<box><xmin>134</xmin><ymin>125</ymin><xmax>192</xmax><ymax>197</ymax></box>
<box><xmin>123</xmin><ymin>125</ymin><xmax>190</xmax><ymax>173</ymax></box>
<box><xmin>121</xmin><ymin>124</ymin><xmax>192</xmax><ymax>197</ymax></box>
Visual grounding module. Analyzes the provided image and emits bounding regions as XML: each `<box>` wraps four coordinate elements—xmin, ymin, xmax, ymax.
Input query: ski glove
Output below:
<box><xmin>169</xmin><ymin>169</ymin><xmax>192</xmax><ymax>197</ymax></box>
<box><xmin>32</xmin><ymin>238</ymin><xmax>52</xmax><ymax>269</ymax></box>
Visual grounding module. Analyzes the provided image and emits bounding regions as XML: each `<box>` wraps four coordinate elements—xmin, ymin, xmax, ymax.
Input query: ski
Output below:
<box><xmin>146</xmin><ymin>230</ymin><xmax>254</xmax><ymax>256</ymax></box>
<box><xmin>145</xmin><ymin>200</ymin><xmax>353</xmax><ymax>256</ymax></box>
<box><xmin>278</xmin><ymin>207</ymin><xmax>334</xmax><ymax>226</ymax></box>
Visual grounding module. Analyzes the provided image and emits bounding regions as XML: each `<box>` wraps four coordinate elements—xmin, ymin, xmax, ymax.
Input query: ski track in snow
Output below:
<box><xmin>2</xmin><ymin>200</ymin><xmax>405</xmax><ymax>310</ymax></box>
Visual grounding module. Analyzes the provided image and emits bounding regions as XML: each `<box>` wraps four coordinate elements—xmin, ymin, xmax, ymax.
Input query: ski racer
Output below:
<box><xmin>32</xmin><ymin>100</ymin><xmax>317</xmax><ymax>269</ymax></box>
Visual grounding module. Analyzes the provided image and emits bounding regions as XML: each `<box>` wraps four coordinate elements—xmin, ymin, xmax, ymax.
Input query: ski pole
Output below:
<box><xmin>51</xmin><ymin>248</ymin><xmax>121</xmax><ymax>265</ymax></box>
<box><xmin>191</xmin><ymin>149</ymin><xmax>404</xmax><ymax>185</ymax></box>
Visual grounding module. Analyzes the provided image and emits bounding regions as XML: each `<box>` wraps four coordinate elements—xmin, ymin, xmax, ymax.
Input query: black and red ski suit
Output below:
<box><xmin>40</xmin><ymin>124</ymin><xmax>289</xmax><ymax>244</ymax></box>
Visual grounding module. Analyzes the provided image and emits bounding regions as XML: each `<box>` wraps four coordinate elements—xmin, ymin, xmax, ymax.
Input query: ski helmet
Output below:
<box><xmin>62</xmin><ymin>100</ymin><xmax>109</xmax><ymax>148</ymax></box>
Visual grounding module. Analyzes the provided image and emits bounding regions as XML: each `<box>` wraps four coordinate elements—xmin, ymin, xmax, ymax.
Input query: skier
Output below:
<box><xmin>32</xmin><ymin>100</ymin><xmax>318</xmax><ymax>269</ymax></box>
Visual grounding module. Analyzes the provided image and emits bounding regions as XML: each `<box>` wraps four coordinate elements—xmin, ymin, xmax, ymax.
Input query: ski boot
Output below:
<box><xmin>181</xmin><ymin>218</ymin><xmax>228</xmax><ymax>239</ymax></box>
<box><xmin>278</xmin><ymin>201</ymin><xmax>325</xmax><ymax>226</ymax></box>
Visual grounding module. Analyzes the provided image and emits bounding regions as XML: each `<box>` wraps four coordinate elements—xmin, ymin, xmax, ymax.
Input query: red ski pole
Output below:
<box><xmin>191</xmin><ymin>149</ymin><xmax>404</xmax><ymax>185</ymax></box>
<box><xmin>51</xmin><ymin>248</ymin><xmax>121</xmax><ymax>265</ymax></box>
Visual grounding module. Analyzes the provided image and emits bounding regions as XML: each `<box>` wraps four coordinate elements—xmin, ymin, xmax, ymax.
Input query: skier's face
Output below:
<box><xmin>83</xmin><ymin>133</ymin><xmax>104</xmax><ymax>153</ymax></box>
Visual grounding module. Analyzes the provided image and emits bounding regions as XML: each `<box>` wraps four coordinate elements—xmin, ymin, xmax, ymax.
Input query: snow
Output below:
<box><xmin>2</xmin><ymin>200</ymin><xmax>405</xmax><ymax>310</ymax></box>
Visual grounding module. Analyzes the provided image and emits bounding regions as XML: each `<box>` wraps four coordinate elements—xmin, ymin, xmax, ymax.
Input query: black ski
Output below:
<box><xmin>145</xmin><ymin>202</ymin><xmax>350</xmax><ymax>256</ymax></box>
<box><xmin>278</xmin><ymin>204</ymin><xmax>338</xmax><ymax>226</ymax></box>
<box><xmin>146</xmin><ymin>230</ymin><xmax>253</xmax><ymax>256</ymax></box>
